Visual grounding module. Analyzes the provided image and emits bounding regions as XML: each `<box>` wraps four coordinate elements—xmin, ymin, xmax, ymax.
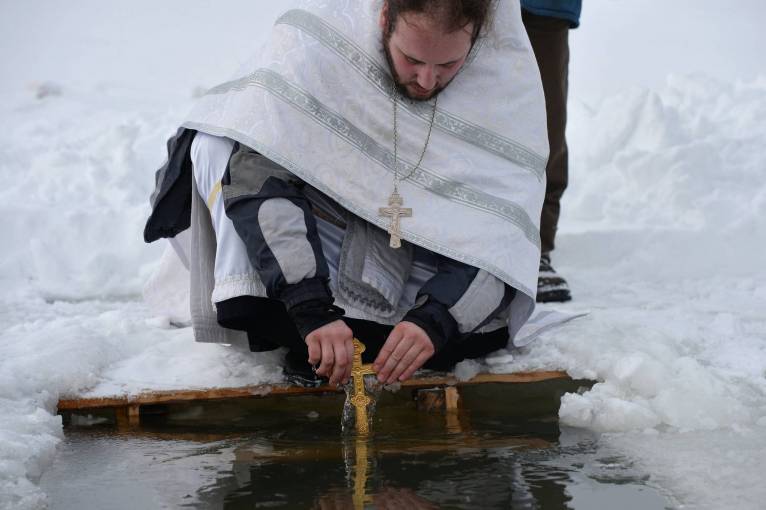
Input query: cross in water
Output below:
<box><xmin>378</xmin><ymin>190</ymin><xmax>412</xmax><ymax>249</ymax></box>
<box><xmin>349</xmin><ymin>338</ymin><xmax>376</xmax><ymax>435</ymax></box>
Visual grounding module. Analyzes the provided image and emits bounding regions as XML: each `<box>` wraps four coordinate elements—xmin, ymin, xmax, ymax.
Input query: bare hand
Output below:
<box><xmin>305</xmin><ymin>320</ymin><xmax>354</xmax><ymax>386</ymax></box>
<box><xmin>373</xmin><ymin>321</ymin><xmax>435</xmax><ymax>384</ymax></box>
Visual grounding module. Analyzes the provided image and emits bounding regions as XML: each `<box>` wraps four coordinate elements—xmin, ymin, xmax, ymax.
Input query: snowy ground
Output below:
<box><xmin>1</xmin><ymin>1</ymin><xmax>765</xmax><ymax>509</ymax></box>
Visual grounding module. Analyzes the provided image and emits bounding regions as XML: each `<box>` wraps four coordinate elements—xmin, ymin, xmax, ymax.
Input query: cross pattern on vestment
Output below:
<box><xmin>349</xmin><ymin>338</ymin><xmax>376</xmax><ymax>435</ymax></box>
<box><xmin>378</xmin><ymin>190</ymin><xmax>412</xmax><ymax>249</ymax></box>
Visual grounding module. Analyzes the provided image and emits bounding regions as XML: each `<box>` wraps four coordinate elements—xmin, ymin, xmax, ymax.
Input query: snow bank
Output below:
<box><xmin>479</xmin><ymin>75</ymin><xmax>766</xmax><ymax>434</ymax></box>
<box><xmin>0</xmin><ymin>92</ymin><xmax>175</xmax><ymax>299</ymax></box>
<box><xmin>566</xmin><ymin>74</ymin><xmax>766</xmax><ymax>235</ymax></box>
<box><xmin>0</xmin><ymin>397</ymin><xmax>61</xmax><ymax>510</ymax></box>
<box><xmin>0</xmin><ymin>87</ymin><xmax>283</xmax><ymax>506</ymax></box>
<box><xmin>555</xmin><ymin>74</ymin><xmax>766</xmax><ymax>433</ymax></box>
<box><xmin>482</xmin><ymin>74</ymin><xmax>766</xmax><ymax>509</ymax></box>
<box><xmin>0</xmin><ymin>294</ymin><xmax>284</xmax><ymax>508</ymax></box>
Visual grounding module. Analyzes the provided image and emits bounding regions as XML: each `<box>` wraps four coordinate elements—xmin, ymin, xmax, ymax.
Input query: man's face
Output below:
<box><xmin>381</xmin><ymin>8</ymin><xmax>474</xmax><ymax>101</ymax></box>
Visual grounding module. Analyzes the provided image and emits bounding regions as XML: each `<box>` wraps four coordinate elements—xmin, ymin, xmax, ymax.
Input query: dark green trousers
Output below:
<box><xmin>522</xmin><ymin>10</ymin><xmax>571</xmax><ymax>255</ymax></box>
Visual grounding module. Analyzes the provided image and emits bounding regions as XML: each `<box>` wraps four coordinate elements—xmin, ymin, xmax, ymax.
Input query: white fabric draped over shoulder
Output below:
<box><xmin>182</xmin><ymin>0</ymin><xmax>548</xmax><ymax>342</ymax></box>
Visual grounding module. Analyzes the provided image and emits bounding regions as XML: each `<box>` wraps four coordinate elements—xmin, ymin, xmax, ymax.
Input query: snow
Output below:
<box><xmin>1</xmin><ymin>1</ymin><xmax>765</xmax><ymax>509</ymax></box>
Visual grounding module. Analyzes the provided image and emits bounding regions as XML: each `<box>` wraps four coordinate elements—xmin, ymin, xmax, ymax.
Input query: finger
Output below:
<box><xmin>330</xmin><ymin>339</ymin><xmax>348</xmax><ymax>386</ymax></box>
<box><xmin>383</xmin><ymin>338</ymin><xmax>417</xmax><ymax>384</ymax></box>
<box><xmin>387</xmin><ymin>343</ymin><xmax>422</xmax><ymax>384</ymax></box>
<box><xmin>317</xmin><ymin>339</ymin><xmax>334</xmax><ymax>377</ymax></box>
<box><xmin>343</xmin><ymin>337</ymin><xmax>355</xmax><ymax>384</ymax></box>
<box><xmin>378</xmin><ymin>337</ymin><xmax>410</xmax><ymax>383</ymax></box>
<box><xmin>374</xmin><ymin>327</ymin><xmax>404</xmax><ymax>371</ymax></box>
<box><xmin>398</xmin><ymin>350</ymin><xmax>433</xmax><ymax>382</ymax></box>
<box><xmin>306</xmin><ymin>337</ymin><xmax>320</xmax><ymax>366</ymax></box>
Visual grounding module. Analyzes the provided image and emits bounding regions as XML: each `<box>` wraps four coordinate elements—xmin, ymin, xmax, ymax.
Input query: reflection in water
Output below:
<box><xmin>44</xmin><ymin>385</ymin><xmax>671</xmax><ymax>509</ymax></box>
<box><xmin>348</xmin><ymin>437</ymin><xmax>371</xmax><ymax>509</ymax></box>
<box><xmin>313</xmin><ymin>487</ymin><xmax>438</xmax><ymax>510</ymax></box>
<box><xmin>218</xmin><ymin>429</ymin><xmax>571</xmax><ymax>508</ymax></box>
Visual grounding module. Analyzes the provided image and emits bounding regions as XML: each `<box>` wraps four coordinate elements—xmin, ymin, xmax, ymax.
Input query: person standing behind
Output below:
<box><xmin>521</xmin><ymin>0</ymin><xmax>581</xmax><ymax>303</ymax></box>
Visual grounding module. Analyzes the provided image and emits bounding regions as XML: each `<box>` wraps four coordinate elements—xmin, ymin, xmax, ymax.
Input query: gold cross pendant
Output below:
<box><xmin>347</xmin><ymin>338</ymin><xmax>378</xmax><ymax>435</ymax></box>
<box><xmin>378</xmin><ymin>190</ymin><xmax>412</xmax><ymax>249</ymax></box>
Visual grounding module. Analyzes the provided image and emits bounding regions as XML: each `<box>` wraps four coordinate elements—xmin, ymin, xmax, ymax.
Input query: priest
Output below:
<box><xmin>144</xmin><ymin>0</ymin><xmax>549</xmax><ymax>387</ymax></box>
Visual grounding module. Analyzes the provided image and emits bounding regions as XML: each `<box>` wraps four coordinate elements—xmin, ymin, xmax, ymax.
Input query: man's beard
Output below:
<box><xmin>383</xmin><ymin>38</ymin><xmax>446</xmax><ymax>102</ymax></box>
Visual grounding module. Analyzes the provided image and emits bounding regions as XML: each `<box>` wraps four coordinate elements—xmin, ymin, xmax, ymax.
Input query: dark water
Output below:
<box><xmin>43</xmin><ymin>382</ymin><xmax>672</xmax><ymax>509</ymax></box>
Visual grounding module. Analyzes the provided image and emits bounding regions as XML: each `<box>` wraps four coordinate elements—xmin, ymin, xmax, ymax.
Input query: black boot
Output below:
<box><xmin>537</xmin><ymin>253</ymin><xmax>572</xmax><ymax>303</ymax></box>
<box><xmin>283</xmin><ymin>350</ymin><xmax>325</xmax><ymax>387</ymax></box>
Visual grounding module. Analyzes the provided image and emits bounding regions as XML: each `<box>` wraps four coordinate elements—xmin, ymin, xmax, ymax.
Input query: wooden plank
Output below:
<box><xmin>59</xmin><ymin>396</ymin><xmax>131</xmax><ymax>409</ymax></box>
<box><xmin>114</xmin><ymin>405</ymin><xmax>141</xmax><ymax>428</ymax></box>
<box><xmin>399</xmin><ymin>371</ymin><xmax>570</xmax><ymax>387</ymax></box>
<box><xmin>444</xmin><ymin>386</ymin><xmax>460</xmax><ymax>411</ymax></box>
<box><xmin>57</xmin><ymin>370</ymin><xmax>570</xmax><ymax>412</ymax></box>
<box><xmin>57</xmin><ymin>384</ymin><xmax>338</xmax><ymax>411</ymax></box>
<box><xmin>114</xmin><ymin>407</ymin><xmax>130</xmax><ymax>429</ymax></box>
<box><xmin>127</xmin><ymin>405</ymin><xmax>140</xmax><ymax>425</ymax></box>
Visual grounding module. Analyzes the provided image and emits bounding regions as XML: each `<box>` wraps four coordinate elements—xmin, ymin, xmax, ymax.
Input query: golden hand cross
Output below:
<box><xmin>349</xmin><ymin>338</ymin><xmax>377</xmax><ymax>435</ymax></box>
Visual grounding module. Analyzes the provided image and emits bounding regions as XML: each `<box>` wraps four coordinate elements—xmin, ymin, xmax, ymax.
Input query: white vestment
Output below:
<box><xmin>182</xmin><ymin>0</ymin><xmax>549</xmax><ymax>342</ymax></box>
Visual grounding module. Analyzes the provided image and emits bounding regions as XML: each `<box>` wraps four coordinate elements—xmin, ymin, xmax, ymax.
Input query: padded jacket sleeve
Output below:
<box><xmin>221</xmin><ymin>143</ymin><xmax>343</xmax><ymax>338</ymax></box>
<box><xmin>404</xmin><ymin>255</ymin><xmax>515</xmax><ymax>352</ymax></box>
